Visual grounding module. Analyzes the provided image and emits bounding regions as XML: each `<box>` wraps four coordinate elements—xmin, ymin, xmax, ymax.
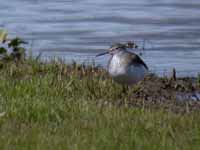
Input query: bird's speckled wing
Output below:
<box><xmin>127</xmin><ymin>52</ymin><xmax>148</xmax><ymax>70</ymax></box>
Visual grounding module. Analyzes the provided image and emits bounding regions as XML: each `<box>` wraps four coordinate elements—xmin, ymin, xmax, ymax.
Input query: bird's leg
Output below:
<box><xmin>122</xmin><ymin>85</ymin><xmax>129</xmax><ymax>95</ymax></box>
<box><xmin>118</xmin><ymin>85</ymin><xmax>129</xmax><ymax>106</ymax></box>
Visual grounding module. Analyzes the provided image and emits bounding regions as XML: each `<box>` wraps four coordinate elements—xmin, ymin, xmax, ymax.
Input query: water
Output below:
<box><xmin>1</xmin><ymin>0</ymin><xmax>200</xmax><ymax>76</ymax></box>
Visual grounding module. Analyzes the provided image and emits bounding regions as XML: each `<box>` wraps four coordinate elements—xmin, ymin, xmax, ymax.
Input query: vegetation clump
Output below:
<box><xmin>0</xmin><ymin>29</ymin><xmax>27</xmax><ymax>61</ymax></box>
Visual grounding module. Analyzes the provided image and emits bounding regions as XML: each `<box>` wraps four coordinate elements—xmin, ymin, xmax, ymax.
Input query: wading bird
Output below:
<box><xmin>96</xmin><ymin>42</ymin><xmax>148</xmax><ymax>85</ymax></box>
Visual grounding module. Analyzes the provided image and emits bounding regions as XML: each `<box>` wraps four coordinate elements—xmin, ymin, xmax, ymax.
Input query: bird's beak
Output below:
<box><xmin>95</xmin><ymin>51</ymin><xmax>109</xmax><ymax>57</ymax></box>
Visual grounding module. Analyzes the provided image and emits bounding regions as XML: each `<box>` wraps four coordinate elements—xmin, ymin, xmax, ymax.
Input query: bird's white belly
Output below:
<box><xmin>108</xmin><ymin>55</ymin><xmax>147</xmax><ymax>85</ymax></box>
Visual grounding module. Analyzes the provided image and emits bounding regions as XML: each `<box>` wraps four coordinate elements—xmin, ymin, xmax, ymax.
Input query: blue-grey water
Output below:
<box><xmin>1</xmin><ymin>0</ymin><xmax>200</xmax><ymax>76</ymax></box>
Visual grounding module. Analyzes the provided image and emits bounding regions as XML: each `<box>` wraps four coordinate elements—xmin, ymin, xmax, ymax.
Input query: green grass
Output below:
<box><xmin>0</xmin><ymin>59</ymin><xmax>199</xmax><ymax>150</ymax></box>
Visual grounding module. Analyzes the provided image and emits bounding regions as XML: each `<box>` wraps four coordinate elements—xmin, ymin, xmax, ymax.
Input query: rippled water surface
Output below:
<box><xmin>1</xmin><ymin>0</ymin><xmax>200</xmax><ymax>76</ymax></box>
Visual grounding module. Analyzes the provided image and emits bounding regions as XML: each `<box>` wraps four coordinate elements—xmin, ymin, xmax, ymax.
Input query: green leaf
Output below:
<box><xmin>8</xmin><ymin>37</ymin><xmax>28</xmax><ymax>48</ymax></box>
<box><xmin>0</xmin><ymin>47</ymin><xmax>7</xmax><ymax>54</ymax></box>
<box><xmin>0</xmin><ymin>29</ymin><xmax>7</xmax><ymax>43</ymax></box>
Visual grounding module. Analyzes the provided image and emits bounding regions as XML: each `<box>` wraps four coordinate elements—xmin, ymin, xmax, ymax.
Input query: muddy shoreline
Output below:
<box><xmin>96</xmin><ymin>72</ymin><xmax>200</xmax><ymax>113</ymax></box>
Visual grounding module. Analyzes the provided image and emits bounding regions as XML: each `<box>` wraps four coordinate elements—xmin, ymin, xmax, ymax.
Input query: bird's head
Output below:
<box><xmin>96</xmin><ymin>41</ymin><xmax>138</xmax><ymax>57</ymax></box>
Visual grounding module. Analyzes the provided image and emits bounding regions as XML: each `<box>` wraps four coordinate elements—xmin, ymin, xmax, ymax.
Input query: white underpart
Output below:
<box><xmin>108</xmin><ymin>54</ymin><xmax>147</xmax><ymax>85</ymax></box>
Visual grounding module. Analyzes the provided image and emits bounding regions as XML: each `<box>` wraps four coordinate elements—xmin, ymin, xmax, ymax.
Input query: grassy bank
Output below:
<box><xmin>0</xmin><ymin>59</ymin><xmax>200</xmax><ymax>149</ymax></box>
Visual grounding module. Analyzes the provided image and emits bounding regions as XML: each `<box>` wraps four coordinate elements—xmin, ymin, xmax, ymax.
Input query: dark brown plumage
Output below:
<box><xmin>129</xmin><ymin>52</ymin><xmax>148</xmax><ymax>70</ymax></box>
